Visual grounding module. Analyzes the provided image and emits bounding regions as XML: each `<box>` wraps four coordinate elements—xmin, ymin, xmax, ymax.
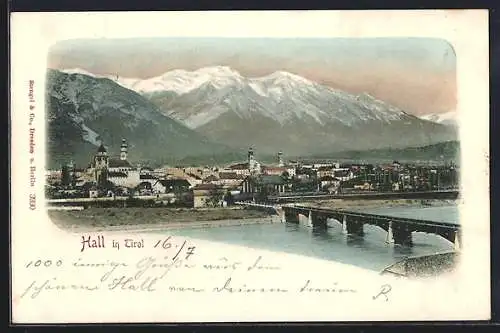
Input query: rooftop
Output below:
<box><xmin>218</xmin><ymin>172</ymin><xmax>244</xmax><ymax>180</ymax></box>
<box><xmin>245</xmin><ymin>175</ymin><xmax>288</xmax><ymax>185</ymax></box>
<box><xmin>156</xmin><ymin>179</ymin><xmax>191</xmax><ymax>188</ymax></box>
<box><xmin>203</xmin><ymin>175</ymin><xmax>219</xmax><ymax>182</ymax></box>
<box><xmin>228</xmin><ymin>162</ymin><xmax>249</xmax><ymax>170</ymax></box>
<box><xmin>193</xmin><ymin>183</ymin><xmax>221</xmax><ymax>191</ymax></box>
<box><xmin>109</xmin><ymin>158</ymin><xmax>133</xmax><ymax>168</ymax></box>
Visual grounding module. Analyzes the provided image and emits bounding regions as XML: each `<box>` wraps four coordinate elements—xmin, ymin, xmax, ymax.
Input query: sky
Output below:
<box><xmin>48</xmin><ymin>37</ymin><xmax>456</xmax><ymax>116</ymax></box>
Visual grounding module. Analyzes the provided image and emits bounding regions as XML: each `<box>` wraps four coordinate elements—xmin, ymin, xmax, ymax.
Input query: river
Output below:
<box><xmin>160</xmin><ymin>204</ymin><xmax>458</xmax><ymax>273</ymax></box>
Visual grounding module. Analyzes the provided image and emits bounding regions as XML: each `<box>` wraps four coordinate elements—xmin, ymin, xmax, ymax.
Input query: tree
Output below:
<box><xmin>61</xmin><ymin>164</ymin><xmax>70</xmax><ymax>187</ymax></box>
<box><xmin>280</xmin><ymin>171</ymin><xmax>290</xmax><ymax>181</ymax></box>
<box><xmin>206</xmin><ymin>188</ymin><xmax>223</xmax><ymax>207</ymax></box>
<box><xmin>256</xmin><ymin>186</ymin><xmax>269</xmax><ymax>203</ymax></box>
<box><xmin>223</xmin><ymin>190</ymin><xmax>235</xmax><ymax>206</ymax></box>
<box><xmin>70</xmin><ymin>166</ymin><xmax>77</xmax><ymax>187</ymax></box>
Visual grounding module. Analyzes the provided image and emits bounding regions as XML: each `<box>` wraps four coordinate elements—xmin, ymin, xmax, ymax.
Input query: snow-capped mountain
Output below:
<box><xmin>420</xmin><ymin>111</ymin><xmax>457</xmax><ymax>127</ymax></box>
<box><xmin>125</xmin><ymin>66</ymin><xmax>247</xmax><ymax>95</ymax></box>
<box><xmin>61</xmin><ymin>66</ymin><xmax>247</xmax><ymax>96</ymax></box>
<box><xmin>96</xmin><ymin>66</ymin><xmax>438</xmax><ymax>127</ymax></box>
<box><xmin>58</xmin><ymin>66</ymin><xmax>458</xmax><ymax>155</ymax></box>
<box><xmin>142</xmin><ymin>67</ymin><xmax>456</xmax><ymax>153</ymax></box>
<box><xmin>46</xmin><ymin>69</ymin><xmax>228</xmax><ymax>168</ymax></box>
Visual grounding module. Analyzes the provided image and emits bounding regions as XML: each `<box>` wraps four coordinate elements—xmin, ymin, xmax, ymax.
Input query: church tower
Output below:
<box><xmin>248</xmin><ymin>147</ymin><xmax>256</xmax><ymax>172</ymax></box>
<box><xmin>94</xmin><ymin>143</ymin><xmax>109</xmax><ymax>184</ymax></box>
<box><xmin>278</xmin><ymin>151</ymin><xmax>284</xmax><ymax>167</ymax></box>
<box><xmin>120</xmin><ymin>138</ymin><xmax>128</xmax><ymax>161</ymax></box>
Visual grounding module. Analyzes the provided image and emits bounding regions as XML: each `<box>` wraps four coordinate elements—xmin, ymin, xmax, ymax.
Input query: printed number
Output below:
<box><xmin>29</xmin><ymin>194</ymin><xmax>36</xmax><ymax>210</ymax></box>
<box><xmin>153</xmin><ymin>236</ymin><xmax>172</xmax><ymax>250</ymax></box>
<box><xmin>26</xmin><ymin>259</ymin><xmax>62</xmax><ymax>268</ymax></box>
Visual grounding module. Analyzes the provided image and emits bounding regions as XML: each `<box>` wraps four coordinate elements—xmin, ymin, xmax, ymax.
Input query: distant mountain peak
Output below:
<box><xmin>257</xmin><ymin>70</ymin><xmax>315</xmax><ymax>87</ymax></box>
<box><xmin>195</xmin><ymin>65</ymin><xmax>242</xmax><ymax>77</ymax></box>
<box><xmin>420</xmin><ymin>111</ymin><xmax>457</xmax><ymax>126</ymax></box>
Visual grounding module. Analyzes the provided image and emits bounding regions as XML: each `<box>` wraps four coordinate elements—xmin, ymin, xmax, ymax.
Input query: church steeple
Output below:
<box><xmin>120</xmin><ymin>139</ymin><xmax>128</xmax><ymax>161</ymax></box>
<box><xmin>97</xmin><ymin>143</ymin><xmax>107</xmax><ymax>154</ymax></box>
<box><xmin>248</xmin><ymin>147</ymin><xmax>255</xmax><ymax>171</ymax></box>
<box><xmin>278</xmin><ymin>151</ymin><xmax>284</xmax><ymax>167</ymax></box>
<box><xmin>94</xmin><ymin>142</ymin><xmax>109</xmax><ymax>184</ymax></box>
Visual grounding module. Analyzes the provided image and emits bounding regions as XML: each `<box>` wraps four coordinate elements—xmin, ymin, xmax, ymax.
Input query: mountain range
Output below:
<box><xmin>46</xmin><ymin>69</ymin><xmax>230</xmax><ymax>169</ymax></box>
<box><xmin>310</xmin><ymin>140</ymin><xmax>460</xmax><ymax>163</ymax></box>
<box><xmin>51</xmin><ymin>67</ymin><xmax>458</xmax><ymax>167</ymax></box>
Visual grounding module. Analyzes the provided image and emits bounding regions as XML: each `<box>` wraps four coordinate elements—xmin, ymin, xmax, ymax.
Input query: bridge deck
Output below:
<box><xmin>352</xmin><ymin>205</ymin><xmax>458</xmax><ymax>225</ymax></box>
<box><xmin>235</xmin><ymin>201</ymin><xmax>459</xmax><ymax>229</ymax></box>
<box><xmin>290</xmin><ymin>205</ymin><xmax>460</xmax><ymax>229</ymax></box>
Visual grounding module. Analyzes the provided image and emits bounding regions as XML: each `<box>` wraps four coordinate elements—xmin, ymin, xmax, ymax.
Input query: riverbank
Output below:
<box><xmin>48</xmin><ymin>207</ymin><xmax>278</xmax><ymax>232</ymax></box>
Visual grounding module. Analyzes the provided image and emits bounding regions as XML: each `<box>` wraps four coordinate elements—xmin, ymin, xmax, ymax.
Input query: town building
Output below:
<box><xmin>225</xmin><ymin>147</ymin><xmax>265</xmax><ymax>176</ymax></box>
<box><xmin>152</xmin><ymin>179</ymin><xmax>191</xmax><ymax>194</ymax></box>
<box><xmin>318</xmin><ymin>175</ymin><xmax>341</xmax><ymax>190</ymax></box>
<box><xmin>316</xmin><ymin>166</ymin><xmax>334</xmax><ymax>178</ymax></box>
<box><xmin>87</xmin><ymin>139</ymin><xmax>142</xmax><ymax>189</ymax></box>
<box><xmin>262</xmin><ymin>166</ymin><xmax>288</xmax><ymax>176</ymax></box>
<box><xmin>226</xmin><ymin>163</ymin><xmax>251</xmax><ymax>176</ymax></box>
<box><xmin>217</xmin><ymin>172</ymin><xmax>246</xmax><ymax>187</ymax></box>
<box><xmin>333</xmin><ymin>168</ymin><xmax>354</xmax><ymax>182</ymax></box>
<box><xmin>240</xmin><ymin>175</ymin><xmax>291</xmax><ymax>196</ymax></box>
<box><xmin>192</xmin><ymin>183</ymin><xmax>225</xmax><ymax>208</ymax></box>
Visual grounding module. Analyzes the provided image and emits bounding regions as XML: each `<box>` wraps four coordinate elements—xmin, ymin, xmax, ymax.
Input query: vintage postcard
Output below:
<box><xmin>10</xmin><ymin>10</ymin><xmax>490</xmax><ymax>323</ymax></box>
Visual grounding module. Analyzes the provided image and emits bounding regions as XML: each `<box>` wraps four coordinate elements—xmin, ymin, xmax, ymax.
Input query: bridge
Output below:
<box><xmin>236</xmin><ymin>201</ymin><xmax>460</xmax><ymax>249</ymax></box>
<box><xmin>267</xmin><ymin>190</ymin><xmax>459</xmax><ymax>203</ymax></box>
<box><xmin>234</xmin><ymin>201</ymin><xmax>280</xmax><ymax>215</ymax></box>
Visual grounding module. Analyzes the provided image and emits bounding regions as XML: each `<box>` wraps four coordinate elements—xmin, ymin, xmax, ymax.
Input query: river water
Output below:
<box><xmin>163</xmin><ymin>205</ymin><xmax>459</xmax><ymax>272</ymax></box>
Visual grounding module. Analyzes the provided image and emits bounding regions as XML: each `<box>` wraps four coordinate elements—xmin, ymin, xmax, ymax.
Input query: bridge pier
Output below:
<box><xmin>346</xmin><ymin>219</ymin><xmax>364</xmax><ymax>236</ymax></box>
<box><xmin>279</xmin><ymin>205</ymin><xmax>459</xmax><ymax>249</ymax></box>
<box><xmin>392</xmin><ymin>223</ymin><xmax>413</xmax><ymax>246</ymax></box>
<box><xmin>310</xmin><ymin>211</ymin><xmax>328</xmax><ymax>229</ymax></box>
<box><xmin>283</xmin><ymin>208</ymin><xmax>299</xmax><ymax>224</ymax></box>
<box><xmin>342</xmin><ymin>215</ymin><xmax>348</xmax><ymax>234</ymax></box>
<box><xmin>454</xmin><ymin>231</ymin><xmax>461</xmax><ymax>251</ymax></box>
<box><xmin>385</xmin><ymin>221</ymin><xmax>394</xmax><ymax>244</ymax></box>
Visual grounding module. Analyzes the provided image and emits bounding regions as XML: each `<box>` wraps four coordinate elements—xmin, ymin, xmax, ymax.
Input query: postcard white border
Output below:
<box><xmin>10</xmin><ymin>10</ymin><xmax>490</xmax><ymax>322</ymax></box>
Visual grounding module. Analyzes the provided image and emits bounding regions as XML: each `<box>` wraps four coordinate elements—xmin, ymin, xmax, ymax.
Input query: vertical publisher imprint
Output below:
<box><xmin>28</xmin><ymin>80</ymin><xmax>36</xmax><ymax>210</ymax></box>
